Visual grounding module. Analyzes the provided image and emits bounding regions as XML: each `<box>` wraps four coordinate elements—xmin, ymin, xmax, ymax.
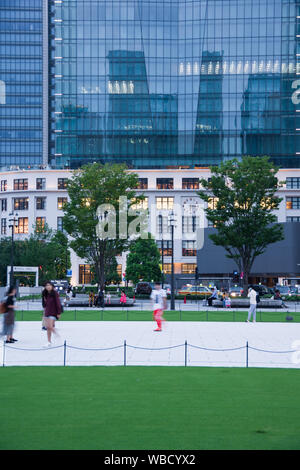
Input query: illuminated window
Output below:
<box><xmin>181</xmin><ymin>264</ymin><xmax>197</xmax><ymax>274</ymax></box>
<box><xmin>14</xmin><ymin>198</ymin><xmax>29</xmax><ymax>211</ymax></box>
<box><xmin>156</xmin><ymin>178</ymin><xmax>173</xmax><ymax>190</ymax></box>
<box><xmin>15</xmin><ymin>217</ymin><xmax>28</xmax><ymax>234</ymax></box>
<box><xmin>36</xmin><ymin>217</ymin><xmax>46</xmax><ymax>231</ymax></box>
<box><xmin>1</xmin><ymin>180</ymin><xmax>7</xmax><ymax>192</ymax></box>
<box><xmin>157</xmin><ymin>240</ymin><xmax>172</xmax><ymax>256</ymax></box>
<box><xmin>138</xmin><ymin>178</ymin><xmax>148</xmax><ymax>189</ymax></box>
<box><xmin>286</xmin><ymin>197</ymin><xmax>300</xmax><ymax>210</ymax></box>
<box><xmin>79</xmin><ymin>264</ymin><xmax>94</xmax><ymax>284</ymax></box>
<box><xmin>182</xmin><ymin>178</ymin><xmax>199</xmax><ymax>190</ymax></box>
<box><xmin>57</xmin><ymin>197</ymin><xmax>67</xmax><ymax>210</ymax></box>
<box><xmin>182</xmin><ymin>240</ymin><xmax>196</xmax><ymax>256</ymax></box>
<box><xmin>156</xmin><ymin>197</ymin><xmax>174</xmax><ymax>210</ymax></box>
<box><xmin>58</xmin><ymin>178</ymin><xmax>68</xmax><ymax>190</ymax></box>
<box><xmin>131</xmin><ymin>197</ymin><xmax>148</xmax><ymax>210</ymax></box>
<box><xmin>14</xmin><ymin>179</ymin><xmax>28</xmax><ymax>191</ymax></box>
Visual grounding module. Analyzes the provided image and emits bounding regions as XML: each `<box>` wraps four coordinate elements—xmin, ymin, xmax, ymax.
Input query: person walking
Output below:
<box><xmin>96</xmin><ymin>288</ymin><xmax>105</xmax><ymax>308</ymax></box>
<box><xmin>247</xmin><ymin>286</ymin><xmax>257</xmax><ymax>323</ymax></box>
<box><xmin>120</xmin><ymin>290</ymin><xmax>127</xmax><ymax>306</ymax></box>
<box><xmin>1</xmin><ymin>286</ymin><xmax>18</xmax><ymax>343</ymax></box>
<box><xmin>42</xmin><ymin>281</ymin><xmax>62</xmax><ymax>347</ymax></box>
<box><xmin>150</xmin><ymin>282</ymin><xmax>167</xmax><ymax>332</ymax></box>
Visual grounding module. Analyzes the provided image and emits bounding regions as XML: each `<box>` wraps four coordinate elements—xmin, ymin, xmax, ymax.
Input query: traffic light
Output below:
<box><xmin>195</xmin><ymin>267</ymin><xmax>199</xmax><ymax>280</ymax></box>
<box><xmin>233</xmin><ymin>271</ymin><xmax>239</xmax><ymax>282</ymax></box>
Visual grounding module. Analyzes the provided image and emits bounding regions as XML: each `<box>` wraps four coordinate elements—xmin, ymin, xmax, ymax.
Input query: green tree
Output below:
<box><xmin>0</xmin><ymin>224</ymin><xmax>71</xmax><ymax>286</ymax></box>
<box><xmin>63</xmin><ymin>163</ymin><xmax>144</xmax><ymax>290</ymax></box>
<box><xmin>126</xmin><ymin>237</ymin><xmax>161</xmax><ymax>285</ymax></box>
<box><xmin>197</xmin><ymin>156</ymin><xmax>284</xmax><ymax>294</ymax></box>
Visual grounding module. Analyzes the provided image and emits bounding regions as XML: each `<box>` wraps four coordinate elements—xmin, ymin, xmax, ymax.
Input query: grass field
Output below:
<box><xmin>0</xmin><ymin>367</ymin><xmax>299</xmax><ymax>450</ymax></box>
<box><xmin>15</xmin><ymin>308</ymin><xmax>300</xmax><ymax>323</ymax></box>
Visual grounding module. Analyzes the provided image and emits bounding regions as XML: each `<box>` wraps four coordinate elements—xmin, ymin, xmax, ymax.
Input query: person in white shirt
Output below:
<box><xmin>150</xmin><ymin>282</ymin><xmax>167</xmax><ymax>331</ymax></box>
<box><xmin>247</xmin><ymin>286</ymin><xmax>257</xmax><ymax>323</ymax></box>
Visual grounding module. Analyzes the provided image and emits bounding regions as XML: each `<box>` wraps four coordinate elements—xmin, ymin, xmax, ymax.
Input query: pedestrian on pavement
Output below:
<box><xmin>120</xmin><ymin>290</ymin><xmax>127</xmax><ymax>305</ymax></box>
<box><xmin>1</xmin><ymin>286</ymin><xmax>18</xmax><ymax>343</ymax></box>
<box><xmin>150</xmin><ymin>282</ymin><xmax>167</xmax><ymax>331</ymax></box>
<box><xmin>247</xmin><ymin>286</ymin><xmax>257</xmax><ymax>323</ymax></box>
<box><xmin>42</xmin><ymin>281</ymin><xmax>62</xmax><ymax>347</ymax></box>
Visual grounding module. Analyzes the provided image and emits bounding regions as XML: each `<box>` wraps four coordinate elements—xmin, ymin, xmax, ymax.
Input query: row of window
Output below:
<box><xmin>78</xmin><ymin>262</ymin><xmax>198</xmax><ymax>284</ymax></box>
<box><xmin>0</xmin><ymin>197</ymin><xmax>67</xmax><ymax>211</ymax></box>
<box><xmin>1</xmin><ymin>195</ymin><xmax>300</xmax><ymax>213</ymax></box>
<box><xmin>9</xmin><ymin>175</ymin><xmax>290</xmax><ymax>192</ymax></box>
<box><xmin>0</xmin><ymin>178</ymin><xmax>69</xmax><ymax>191</ymax></box>
<box><xmin>139</xmin><ymin>177</ymin><xmax>300</xmax><ymax>191</ymax></box>
<box><xmin>0</xmin><ymin>216</ymin><xmax>64</xmax><ymax>235</ymax></box>
<box><xmin>157</xmin><ymin>240</ymin><xmax>197</xmax><ymax>257</ymax></box>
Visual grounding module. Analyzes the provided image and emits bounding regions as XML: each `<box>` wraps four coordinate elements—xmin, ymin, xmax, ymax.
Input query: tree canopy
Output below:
<box><xmin>197</xmin><ymin>156</ymin><xmax>284</xmax><ymax>292</ymax></box>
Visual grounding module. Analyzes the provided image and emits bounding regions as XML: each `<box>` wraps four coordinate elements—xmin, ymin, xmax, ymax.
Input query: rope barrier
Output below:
<box><xmin>248</xmin><ymin>346</ymin><xmax>297</xmax><ymax>354</ymax></box>
<box><xmin>3</xmin><ymin>340</ymin><xmax>299</xmax><ymax>367</ymax></box>
<box><xmin>66</xmin><ymin>344</ymin><xmax>124</xmax><ymax>352</ymax></box>
<box><xmin>188</xmin><ymin>343</ymin><xmax>246</xmax><ymax>352</ymax></box>
<box><xmin>127</xmin><ymin>343</ymin><xmax>185</xmax><ymax>351</ymax></box>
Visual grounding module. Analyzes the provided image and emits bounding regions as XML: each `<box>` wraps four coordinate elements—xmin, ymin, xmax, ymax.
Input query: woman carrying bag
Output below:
<box><xmin>42</xmin><ymin>281</ymin><xmax>62</xmax><ymax>347</ymax></box>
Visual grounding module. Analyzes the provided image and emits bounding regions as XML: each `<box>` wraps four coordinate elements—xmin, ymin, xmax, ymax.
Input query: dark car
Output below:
<box><xmin>251</xmin><ymin>284</ymin><xmax>270</xmax><ymax>296</ymax></box>
<box><xmin>134</xmin><ymin>282</ymin><xmax>153</xmax><ymax>295</ymax></box>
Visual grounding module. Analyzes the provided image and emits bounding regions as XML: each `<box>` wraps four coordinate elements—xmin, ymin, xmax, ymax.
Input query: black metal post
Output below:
<box><xmin>185</xmin><ymin>340</ymin><xmax>187</xmax><ymax>367</ymax></box>
<box><xmin>246</xmin><ymin>341</ymin><xmax>249</xmax><ymax>368</ymax></box>
<box><xmin>64</xmin><ymin>340</ymin><xmax>67</xmax><ymax>366</ymax></box>
<box><xmin>124</xmin><ymin>340</ymin><xmax>127</xmax><ymax>366</ymax></box>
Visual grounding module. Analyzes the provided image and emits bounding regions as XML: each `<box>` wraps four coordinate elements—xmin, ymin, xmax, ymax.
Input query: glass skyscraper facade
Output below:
<box><xmin>51</xmin><ymin>0</ymin><xmax>300</xmax><ymax>169</ymax></box>
<box><xmin>0</xmin><ymin>0</ymin><xmax>44</xmax><ymax>168</ymax></box>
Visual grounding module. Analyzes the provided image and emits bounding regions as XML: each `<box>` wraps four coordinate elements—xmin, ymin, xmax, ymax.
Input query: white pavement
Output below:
<box><xmin>2</xmin><ymin>320</ymin><xmax>300</xmax><ymax>368</ymax></box>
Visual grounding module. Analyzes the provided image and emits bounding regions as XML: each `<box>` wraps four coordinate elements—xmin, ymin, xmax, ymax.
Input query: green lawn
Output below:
<box><xmin>15</xmin><ymin>308</ymin><xmax>300</xmax><ymax>323</ymax></box>
<box><xmin>0</xmin><ymin>367</ymin><xmax>299</xmax><ymax>450</ymax></box>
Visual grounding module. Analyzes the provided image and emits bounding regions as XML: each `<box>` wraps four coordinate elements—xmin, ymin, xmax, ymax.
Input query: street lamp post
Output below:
<box><xmin>8</xmin><ymin>212</ymin><xmax>18</xmax><ymax>287</ymax></box>
<box><xmin>159</xmin><ymin>213</ymin><xmax>164</xmax><ymax>288</ymax></box>
<box><xmin>168</xmin><ymin>211</ymin><xmax>176</xmax><ymax>311</ymax></box>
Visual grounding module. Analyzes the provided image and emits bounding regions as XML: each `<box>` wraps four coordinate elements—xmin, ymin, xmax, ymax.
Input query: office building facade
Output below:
<box><xmin>0</xmin><ymin>0</ymin><xmax>47</xmax><ymax>168</ymax></box>
<box><xmin>51</xmin><ymin>0</ymin><xmax>300</xmax><ymax>169</ymax></box>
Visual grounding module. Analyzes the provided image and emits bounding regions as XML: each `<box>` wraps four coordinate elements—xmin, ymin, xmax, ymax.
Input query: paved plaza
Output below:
<box><xmin>2</xmin><ymin>320</ymin><xmax>300</xmax><ymax>368</ymax></box>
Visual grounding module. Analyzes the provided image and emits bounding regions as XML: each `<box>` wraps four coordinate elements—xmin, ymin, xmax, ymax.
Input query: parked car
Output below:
<box><xmin>178</xmin><ymin>285</ymin><xmax>212</xmax><ymax>296</ymax></box>
<box><xmin>163</xmin><ymin>284</ymin><xmax>171</xmax><ymax>295</ymax></box>
<box><xmin>51</xmin><ymin>279</ymin><xmax>69</xmax><ymax>292</ymax></box>
<box><xmin>134</xmin><ymin>282</ymin><xmax>153</xmax><ymax>295</ymax></box>
<box><xmin>229</xmin><ymin>286</ymin><xmax>244</xmax><ymax>297</ymax></box>
<box><xmin>250</xmin><ymin>284</ymin><xmax>270</xmax><ymax>296</ymax></box>
<box><xmin>274</xmin><ymin>285</ymin><xmax>292</xmax><ymax>298</ymax></box>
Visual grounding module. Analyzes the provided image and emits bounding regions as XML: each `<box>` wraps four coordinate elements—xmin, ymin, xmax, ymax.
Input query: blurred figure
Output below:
<box><xmin>42</xmin><ymin>281</ymin><xmax>62</xmax><ymax>347</ymax></box>
<box><xmin>247</xmin><ymin>286</ymin><xmax>257</xmax><ymax>323</ymax></box>
<box><xmin>224</xmin><ymin>293</ymin><xmax>231</xmax><ymax>308</ymax></box>
<box><xmin>97</xmin><ymin>289</ymin><xmax>105</xmax><ymax>308</ymax></box>
<box><xmin>88</xmin><ymin>291</ymin><xmax>94</xmax><ymax>307</ymax></box>
<box><xmin>1</xmin><ymin>286</ymin><xmax>18</xmax><ymax>343</ymax></box>
<box><xmin>120</xmin><ymin>291</ymin><xmax>127</xmax><ymax>305</ymax></box>
<box><xmin>150</xmin><ymin>282</ymin><xmax>167</xmax><ymax>332</ymax></box>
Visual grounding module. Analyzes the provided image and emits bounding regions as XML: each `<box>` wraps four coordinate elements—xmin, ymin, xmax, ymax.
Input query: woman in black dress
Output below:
<box><xmin>2</xmin><ymin>286</ymin><xmax>17</xmax><ymax>343</ymax></box>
